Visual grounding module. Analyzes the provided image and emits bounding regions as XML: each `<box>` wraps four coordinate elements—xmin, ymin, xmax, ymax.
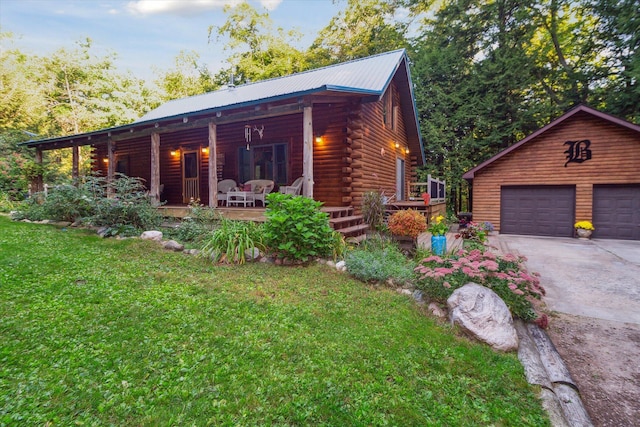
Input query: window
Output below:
<box><xmin>238</xmin><ymin>143</ymin><xmax>288</xmax><ymax>185</ymax></box>
<box><xmin>382</xmin><ymin>86</ymin><xmax>396</xmax><ymax>131</ymax></box>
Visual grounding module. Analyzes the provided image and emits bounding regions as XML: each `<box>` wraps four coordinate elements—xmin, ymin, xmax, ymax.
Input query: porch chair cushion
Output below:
<box><xmin>243</xmin><ymin>179</ymin><xmax>274</xmax><ymax>206</ymax></box>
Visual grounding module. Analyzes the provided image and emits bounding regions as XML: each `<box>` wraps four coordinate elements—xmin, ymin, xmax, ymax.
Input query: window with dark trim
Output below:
<box><xmin>238</xmin><ymin>143</ymin><xmax>288</xmax><ymax>186</ymax></box>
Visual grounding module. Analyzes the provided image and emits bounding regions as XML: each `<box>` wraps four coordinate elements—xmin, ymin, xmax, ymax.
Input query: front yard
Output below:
<box><xmin>0</xmin><ymin>216</ymin><xmax>548</xmax><ymax>425</ymax></box>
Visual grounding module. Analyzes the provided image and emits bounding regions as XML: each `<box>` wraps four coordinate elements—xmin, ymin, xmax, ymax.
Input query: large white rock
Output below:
<box><xmin>162</xmin><ymin>240</ymin><xmax>184</xmax><ymax>251</ymax></box>
<box><xmin>447</xmin><ymin>282</ymin><xmax>519</xmax><ymax>352</ymax></box>
<box><xmin>140</xmin><ymin>230</ymin><xmax>163</xmax><ymax>241</ymax></box>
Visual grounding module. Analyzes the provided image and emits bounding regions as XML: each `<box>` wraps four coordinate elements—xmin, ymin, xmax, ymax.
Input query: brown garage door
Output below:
<box><xmin>500</xmin><ymin>185</ymin><xmax>576</xmax><ymax>237</ymax></box>
<box><xmin>593</xmin><ymin>184</ymin><xmax>640</xmax><ymax>240</ymax></box>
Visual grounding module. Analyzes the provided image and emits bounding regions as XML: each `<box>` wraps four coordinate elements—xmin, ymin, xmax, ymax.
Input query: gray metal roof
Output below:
<box><xmin>138</xmin><ymin>49</ymin><xmax>408</xmax><ymax>122</ymax></box>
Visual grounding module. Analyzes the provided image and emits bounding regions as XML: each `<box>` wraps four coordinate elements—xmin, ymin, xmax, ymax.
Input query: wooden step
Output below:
<box><xmin>329</xmin><ymin>215</ymin><xmax>364</xmax><ymax>230</ymax></box>
<box><xmin>321</xmin><ymin>206</ymin><xmax>353</xmax><ymax>219</ymax></box>
<box><xmin>337</xmin><ymin>223</ymin><xmax>369</xmax><ymax>237</ymax></box>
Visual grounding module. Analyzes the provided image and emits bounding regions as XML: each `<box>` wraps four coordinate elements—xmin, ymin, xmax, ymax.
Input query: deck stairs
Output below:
<box><xmin>322</xmin><ymin>207</ymin><xmax>369</xmax><ymax>242</ymax></box>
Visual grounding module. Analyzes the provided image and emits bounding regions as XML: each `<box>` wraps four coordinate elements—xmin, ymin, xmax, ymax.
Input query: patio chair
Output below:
<box><xmin>217</xmin><ymin>179</ymin><xmax>237</xmax><ymax>206</ymax></box>
<box><xmin>279</xmin><ymin>176</ymin><xmax>303</xmax><ymax>195</ymax></box>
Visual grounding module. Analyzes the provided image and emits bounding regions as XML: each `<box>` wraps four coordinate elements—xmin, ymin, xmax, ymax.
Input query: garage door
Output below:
<box><xmin>500</xmin><ymin>185</ymin><xmax>576</xmax><ymax>237</ymax></box>
<box><xmin>593</xmin><ymin>184</ymin><xmax>640</xmax><ymax>240</ymax></box>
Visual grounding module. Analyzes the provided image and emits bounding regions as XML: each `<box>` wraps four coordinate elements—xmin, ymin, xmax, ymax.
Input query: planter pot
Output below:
<box><xmin>392</xmin><ymin>235</ymin><xmax>416</xmax><ymax>253</ymax></box>
<box><xmin>576</xmin><ymin>228</ymin><xmax>593</xmax><ymax>239</ymax></box>
<box><xmin>431</xmin><ymin>234</ymin><xmax>447</xmax><ymax>255</ymax></box>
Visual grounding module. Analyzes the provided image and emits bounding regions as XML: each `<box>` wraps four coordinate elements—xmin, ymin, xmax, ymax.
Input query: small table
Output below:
<box><xmin>227</xmin><ymin>191</ymin><xmax>255</xmax><ymax>207</ymax></box>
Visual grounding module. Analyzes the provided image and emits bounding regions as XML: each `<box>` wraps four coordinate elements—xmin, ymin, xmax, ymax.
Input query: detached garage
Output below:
<box><xmin>463</xmin><ymin>105</ymin><xmax>640</xmax><ymax>240</ymax></box>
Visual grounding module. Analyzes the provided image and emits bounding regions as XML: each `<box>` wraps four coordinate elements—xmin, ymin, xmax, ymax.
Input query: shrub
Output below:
<box><xmin>0</xmin><ymin>191</ymin><xmax>20</xmax><ymax>213</ymax></box>
<box><xmin>388</xmin><ymin>209</ymin><xmax>427</xmax><ymax>238</ymax></box>
<box><xmin>172</xmin><ymin>199</ymin><xmax>222</xmax><ymax>244</ymax></box>
<box><xmin>345</xmin><ymin>235</ymin><xmax>416</xmax><ymax>284</ymax></box>
<box><xmin>457</xmin><ymin>221</ymin><xmax>488</xmax><ymax>250</ymax></box>
<box><xmin>415</xmin><ymin>249</ymin><xmax>545</xmax><ymax>320</ymax></box>
<box><xmin>263</xmin><ymin>193</ymin><xmax>335</xmax><ymax>262</ymax></box>
<box><xmin>87</xmin><ymin>174</ymin><xmax>162</xmax><ymax>231</ymax></box>
<box><xmin>14</xmin><ymin>184</ymin><xmax>93</xmax><ymax>222</ymax></box>
<box><xmin>361</xmin><ymin>191</ymin><xmax>386</xmax><ymax>231</ymax></box>
<box><xmin>201</xmin><ymin>218</ymin><xmax>264</xmax><ymax>264</ymax></box>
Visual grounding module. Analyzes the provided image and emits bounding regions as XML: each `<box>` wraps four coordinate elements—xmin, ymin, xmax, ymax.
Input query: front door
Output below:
<box><xmin>396</xmin><ymin>158</ymin><xmax>405</xmax><ymax>201</ymax></box>
<box><xmin>182</xmin><ymin>150</ymin><xmax>199</xmax><ymax>203</ymax></box>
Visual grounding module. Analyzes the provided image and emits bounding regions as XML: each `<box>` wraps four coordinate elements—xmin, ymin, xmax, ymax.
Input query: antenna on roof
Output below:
<box><xmin>228</xmin><ymin>68</ymin><xmax>236</xmax><ymax>89</ymax></box>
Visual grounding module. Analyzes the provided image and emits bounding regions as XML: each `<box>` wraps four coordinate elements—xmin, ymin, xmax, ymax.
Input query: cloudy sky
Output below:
<box><xmin>1</xmin><ymin>0</ymin><xmax>344</xmax><ymax>80</ymax></box>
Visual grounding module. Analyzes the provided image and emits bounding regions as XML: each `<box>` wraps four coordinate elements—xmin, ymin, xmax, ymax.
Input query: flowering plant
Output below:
<box><xmin>574</xmin><ymin>220</ymin><xmax>594</xmax><ymax>230</ymax></box>
<box><xmin>388</xmin><ymin>209</ymin><xmax>427</xmax><ymax>238</ymax></box>
<box><xmin>415</xmin><ymin>249</ymin><xmax>545</xmax><ymax>321</ymax></box>
<box><xmin>427</xmin><ymin>215</ymin><xmax>449</xmax><ymax>236</ymax></box>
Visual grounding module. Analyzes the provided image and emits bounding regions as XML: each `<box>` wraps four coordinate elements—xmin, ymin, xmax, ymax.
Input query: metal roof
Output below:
<box><xmin>139</xmin><ymin>49</ymin><xmax>408</xmax><ymax>122</ymax></box>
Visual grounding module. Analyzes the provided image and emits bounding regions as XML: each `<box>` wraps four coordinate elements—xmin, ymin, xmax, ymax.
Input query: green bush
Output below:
<box><xmin>415</xmin><ymin>249</ymin><xmax>545</xmax><ymax>320</ymax></box>
<box><xmin>345</xmin><ymin>235</ymin><xmax>416</xmax><ymax>284</ymax></box>
<box><xmin>171</xmin><ymin>201</ymin><xmax>222</xmax><ymax>244</ymax></box>
<box><xmin>14</xmin><ymin>184</ymin><xmax>93</xmax><ymax>222</ymax></box>
<box><xmin>87</xmin><ymin>174</ymin><xmax>162</xmax><ymax>231</ymax></box>
<box><xmin>0</xmin><ymin>191</ymin><xmax>20</xmax><ymax>213</ymax></box>
<box><xmin>201</xmin><ymin>218</ymin><xmax>264</xmax><ymax>264</ymax></box>
<box><xmin>263</xmin><ymin>193</ymin><xmax>335</xmax><ymax>262</ymax></box>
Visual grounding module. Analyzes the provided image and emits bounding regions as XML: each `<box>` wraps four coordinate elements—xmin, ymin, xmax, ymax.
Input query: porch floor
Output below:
<box><xmin>158</xmin><ymin>205</ymin><xmax>267</xmax><ymax>222</ymax></box>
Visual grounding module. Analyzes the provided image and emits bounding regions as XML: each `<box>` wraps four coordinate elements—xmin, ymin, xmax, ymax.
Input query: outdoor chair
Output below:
<box><xmin>217</xmin><ymin>179</ymin><xmax>237</xmax><ymax>206</ymax></box>
<box><xmin>279</xmin><ymin>176</ymin><xmax>303</xmax><ymax>195</ymax></box>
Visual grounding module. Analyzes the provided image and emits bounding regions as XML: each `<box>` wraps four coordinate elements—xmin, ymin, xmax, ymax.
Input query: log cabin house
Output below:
<box><xmin>23</xmin><ymin>49</ymin><xmax>428</xmax><ymax>233</ymax></box>
<box><xmin>463</xmin><ymin>105</ymin><xmax>640</xmax><ymax>240</ymax></box>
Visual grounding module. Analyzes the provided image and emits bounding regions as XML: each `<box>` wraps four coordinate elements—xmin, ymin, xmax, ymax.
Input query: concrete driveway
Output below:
<box><xmin>495</xmin><ymin>235</ymin><xmax>640</xmax><ymax>325</ymax></box>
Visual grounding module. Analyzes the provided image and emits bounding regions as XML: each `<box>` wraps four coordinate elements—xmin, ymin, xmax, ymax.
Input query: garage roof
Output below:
<box><xmin>462</xmin><ymin>105</ymin><xmax>640</xmax><ymax>180</ymax></box>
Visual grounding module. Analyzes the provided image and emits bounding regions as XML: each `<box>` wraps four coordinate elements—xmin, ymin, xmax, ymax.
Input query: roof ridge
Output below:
<box><xmin>157</xmin><ymin>49</ymin><xmax>407</xmax><ymax>106</ymax></box>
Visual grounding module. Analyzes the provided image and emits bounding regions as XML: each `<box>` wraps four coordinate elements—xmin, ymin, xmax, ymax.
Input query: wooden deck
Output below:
<box><xmin>158</xmin><ymin>205</ymin><xmax>267</xmax><ymax>222</ymax></box>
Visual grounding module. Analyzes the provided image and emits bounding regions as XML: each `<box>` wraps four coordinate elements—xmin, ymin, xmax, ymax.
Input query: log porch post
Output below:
<box><xmin>150</xmin><ymin>132</ymin><xmax>160</xmax><ymax>203</ymax></box>
<box><xmin>208</xmin><ymin>121</ymin><xmax>218</xmax><ymax>207</ymax></box>
<box><xmin>106</xmin><ymin>137</ymin><xmax>115</xmax><ymax>197</ymax></box>
<box><xmin>303</xmin><ymin>105</ymin><xmax>314</xmax><ymax>198</ymax></box>
<box><xmin>32</xmin><ymin>148</ymin><xmax>44</xmax><ymax>194</ymax></box>
<box><xmin>72</xmin><ymin>145</ymin><xmax>79</xmax><ymax>185</ymax></box>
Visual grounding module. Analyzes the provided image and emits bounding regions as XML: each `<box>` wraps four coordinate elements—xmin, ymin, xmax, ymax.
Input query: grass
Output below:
<box><xmin>0</xmin><ymin>216</ymin><xmax>549</xmax><ymax>426</ymax></box>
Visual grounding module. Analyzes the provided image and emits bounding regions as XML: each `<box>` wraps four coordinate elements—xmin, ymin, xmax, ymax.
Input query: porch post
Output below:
<box><xmin>208</xmin><ymin>121</ymin><xmax>218</xmax><ymax>207</ymax></box>
<box><xmin>32</xmin><ymin>148</ymin><xmax>44</xmax><ymax>193</ymax></box>
<box><xmin>150</xmin><ymin>132</ymin><xmax>160</xmax><ymax>203</ymax></box>
<box><xmin>303</xmin><ymin>105</ymin><xmax>314</xmax><ymax>198</ymax></box>
<box><xmin>72</xmin><ymin>144</ymin><xmax>79</xmax><ymax>185</ymax></box>
<box><xmin>106</xmin><ymin>137</ymin><xmax>115</xmax><ymax>197</ymax></box>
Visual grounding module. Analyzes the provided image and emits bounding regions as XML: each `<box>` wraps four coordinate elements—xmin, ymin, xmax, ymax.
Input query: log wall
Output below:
<box><xmin>471</xmin><ymin>112</ymin><xmax>640</xmax><ymax>230</ymax></box>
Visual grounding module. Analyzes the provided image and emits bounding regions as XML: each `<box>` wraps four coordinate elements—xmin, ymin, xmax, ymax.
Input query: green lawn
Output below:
<box><xmin>0</xmin><ymin>216</ymin><xmax>549</xmax><ymax>426</ymax></box>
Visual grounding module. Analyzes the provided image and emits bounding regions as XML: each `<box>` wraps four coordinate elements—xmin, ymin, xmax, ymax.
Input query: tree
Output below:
<box><xmin>209</xmin><ymin>2</ymin><xmax>308</xmax><ymax>85</ymax></box>
<box><xmin>154</xmin><ymin>50</ymin><xmax>219</xmax><ymax>100</ymax></box>
<box><xmin>307</xmin><ymin>0</ymin><xmax>409</xmax><ymax>67</ymax></box>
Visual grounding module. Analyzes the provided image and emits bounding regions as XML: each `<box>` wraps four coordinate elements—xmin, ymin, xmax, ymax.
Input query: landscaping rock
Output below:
<box><xmin>97</xmin><ymin>226</ymin><xmax>109</xmax><ymax>238</ymax></box>
<box><xmin>447</xmin><ymin>282</ymin><xmax>519</xmax><ymax>352</ymax></box>
<box><xmin>162</xmin><ymin>240</ymin><xmax>184</xmax><ymax>251</ymax></box>
<box><xmin>245</xmin><ymin>247</ymin><xmax>261</xmax><ymax>261</ymax></box>
<box><xmin>335</xmin><ymin>260</ymin><xmax>346</xmax><ymax>271</ymax></box>
<box><xmin>428</xmin><ymin>302</ymin><xmax>447</xmax><ymax>319</ymax></box>
<box><xmin>326</xmin><ymin>260</ymin><xmax>336</xmax><ymax>269</ymax></box>
<box><xmin>412</xmin><ymin>290</ymin><xmax>425</xmax><ymax>305</ymax></box>
<box><xmin>183</xmin><ymin>248</ymin><xmax>200</xmax><ymax>256</ymax></box>
<box><xmin>140</xmin><ymin>230</ymin><xmax>163</xmax><ymax>241</ymax></box>
<box><xmin>398</xmin><ymin>288</ymin><xmax>413</xmax><ymax>296</ymax></box>
<box><xmin>52</xmin><ymin>221</ymin><xmax>72</xmax><ymax>227</ymax></box>
<box><xmin>71</xmin><ymin>220</ymin><xmax>83</xmax><ymax>227</ymax></box>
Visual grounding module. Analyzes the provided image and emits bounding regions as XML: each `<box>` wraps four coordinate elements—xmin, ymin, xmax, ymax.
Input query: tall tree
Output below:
<box><xmin>308</xmin><ymin>0</ymin><xmax>409</xmax><ymax>67</ymax></box>
<box><xmin>154</xmin><ymin>50</ymin><xmax>219</xmax><ymax>100</ymax></box>
<box><xmin>209</xmin><ymin>2</ymin><xmax>308</xmax><ymax>85</ymax></box>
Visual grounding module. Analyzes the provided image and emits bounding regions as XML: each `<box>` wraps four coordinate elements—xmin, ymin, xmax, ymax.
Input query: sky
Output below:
<box><xmin>0</xmin><ymin>0</ymin><xmax>345</xmax><ymax>81</ymax></box>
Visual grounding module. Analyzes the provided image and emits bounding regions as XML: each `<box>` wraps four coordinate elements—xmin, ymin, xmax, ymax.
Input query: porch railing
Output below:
<box><xmin>409</xmin><ymin>175</ymin><xmax>446</xmax><ymax>203</ymax></box>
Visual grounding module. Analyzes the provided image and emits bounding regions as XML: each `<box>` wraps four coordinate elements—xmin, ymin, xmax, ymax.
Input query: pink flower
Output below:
<box><xmin>443</xmin><ymin>281</ymin><xmax>451</xmax><ymax>288</ymax></box>
<box><xmin>513</xmin><ymin>289</ymin><xmax>525</xmax><ymax>295</ymax></box>
<box><xmin>479</xmin><ymin>260</ymin><xmax>499</xmax><ymax>271</ymax></box>
<box><xmin>508</xmin><ymin>283</ymin><xmax>518</xmax><ymax>291</ymax></box>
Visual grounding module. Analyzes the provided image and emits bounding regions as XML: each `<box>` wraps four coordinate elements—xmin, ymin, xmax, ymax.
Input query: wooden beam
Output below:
<box><xmin>150</xmin><ymin>132</ymin><xmax>160</xmax><ymax>203</ymax></box>
<box><xmin>72</xmin><ymin>145</ymin><xmax>79</xmax><ymax>185</ymax></box>
<box><xmin>208</xmin><ymin>122</ymin><xmax>218</xmax><ymax>207</ymax></box>
<box><xmin>107</xmin><ymin>138</ymin><xmax>115</xmax><ymax>197</ymax></box>
<box><xmin>32</xmin><ymin>148</ymin><xmax>43</xmax><ymax>193</ymax></box>
<box><xmin>303</xmin><ymin>106</ymin><xmax>314</xmax><ymax>198</ymax></box>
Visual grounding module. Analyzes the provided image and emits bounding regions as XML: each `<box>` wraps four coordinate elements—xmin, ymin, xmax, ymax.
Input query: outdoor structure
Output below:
<box><xmin>22</xmin><ymin>49</ymin><xmax>425</xmax><ymax>216</ymax></box>
<box><xmin>462</xmin><ymin>105</ymin><xmax>640</xmax><ymax>240</ymax></box>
